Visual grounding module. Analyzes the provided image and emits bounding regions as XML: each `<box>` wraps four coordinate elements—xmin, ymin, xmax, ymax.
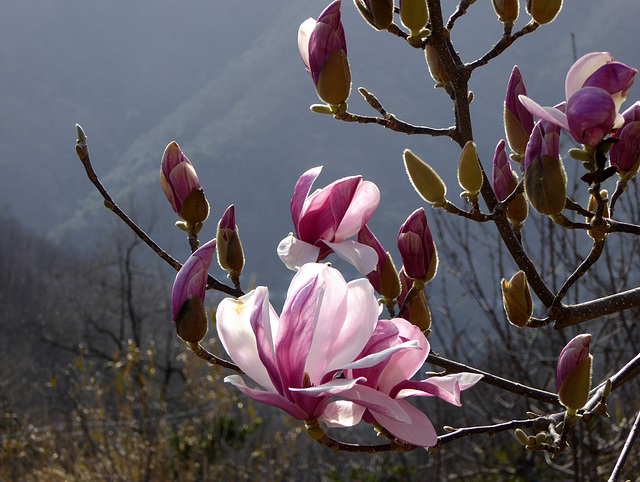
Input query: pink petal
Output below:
<box><xmin>323</xmin><ymin>240</ymin><xmax>379</xmax><ymax>275</ymax></box>
<box><xmin>565</xmin><ymin>52</ymin><xmax>613</xmax><ymax>100</ymax></box>
<box><xmin>224</xmin><ymin>375</ymin><xmax>310</xmax><ymax>420</ymax></box>
<box><xmin>378</xmin><ymin>318</ymin><xmax>430</xmax><ymax>394</ymax></box>
<box><xmin>319</xmin><ymin>401</ymin><xmax>365</xmax><ymax>427</ymax></box>
<box><xmin>334</xmin><ymin>181</ymin><xmax>380</xmax><ymax>241</ymax></box>
<box><xmin>371</xmin><ymin>399</ymin><xmax>437</xmax><ymax>446</ymax></box>
<box><xmin>277</xmin><ymin>235</ymin><xmax>321</xmax><ymax>272</ymax></box>
<box><xmin>298</xmin><ymin>18</ymin><xmax>315</xmax><ymax>74</ymax></box>
<box><xmin>310</xmin><ymin>277</ymin><xmax>380</xmax><ymax>377</ymax></box>
<box><xmin>336</xmin><ymin>385</ymin><xmax>412</xmax><ymax>423</ymax></box>
<box><xmin>291</xmin><ymin>166</ymin><xmax>322</xmax><ymax>233</ymax></box>
<box><xmin>216</xmin><ymin>287</ymin><xmax>279</xmax><ymax>393</ymax></box>
<box><xmin>519</xmin><ymin>95</ymin><xmax>570</xmax><ymax>132</ymax></box>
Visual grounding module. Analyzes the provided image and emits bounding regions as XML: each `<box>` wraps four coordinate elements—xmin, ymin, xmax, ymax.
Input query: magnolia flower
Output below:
<box><xmin>277</xmin><ymin>166</ymin><xmax>380</xmax><ymax>275</ymax></box>
<box><xmin>520</xmin><ymin>52</ymin><xmax>637</xmax><ymax>147</ymax></box>
<box><xmin>216</xmin><ymin>263</ymin><xmax>418</xmax><ymax>424</ymax></box>
<box><xmin>313</xmin><ymin>317</ymin><xmax>482</xmax><ymax>446</ymax></box>
<box><xmin>557</xmin><ymin>334</ymin><xmax>593</xmax><ymax>411</ymax></box>
<box><xmin>160</xmin><ymin>141</ymin><xmax>209</xmax><ymax>225</ymax></box>
<box><xmin>298</xmin><ymin>0</ymin><xmax>351</xmax><ymax>106</ymax></box>
<box><xmin>171</xmin><ymin>239</ymin><xmax>216</xmax><ymax>342</ymax></box>
<box><xmin>397</xmin><ymin>208</ymin><xmax>438</xmax><ymax>283</ymax></box>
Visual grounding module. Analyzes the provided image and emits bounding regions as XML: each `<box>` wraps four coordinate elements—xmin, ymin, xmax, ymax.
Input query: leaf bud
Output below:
<box><xmin>457</xmin><ymin>141</ymin><xmax>483</xmax><ymax>197</ymax></box>
<box><xmin>492</xmin><ymin>0</ymin><xmax>519</xmax><ymax>23</ymax></box>
<box><xmin>425</xmin><ymin>45</ymin><xmax>450</xmax><ymax>88</ymax></box>
<box><xmin>403</xmin><ymin>149</ymin><xmax>447</xmax><ymax>204</ymax></box>
<box><xmin>526</xmin><ymin>0</ymin><xmax>563</xmax><ymax>25</ymax></box>
<box><xmin>501</xmin><ymin>271</ymin><xmax>533</xmax><ymax>327</ymax></box>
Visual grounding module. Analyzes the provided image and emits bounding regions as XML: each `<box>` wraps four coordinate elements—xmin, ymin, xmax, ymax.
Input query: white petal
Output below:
<box><xmin>277</xmin><ymin>235</ymin><xmax>320</xmax><ymax>271</ymax></box>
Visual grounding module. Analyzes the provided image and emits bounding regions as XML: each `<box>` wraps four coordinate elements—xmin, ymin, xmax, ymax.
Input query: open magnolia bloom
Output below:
<box><xmin>519</xmin><ymin>52</ymin><xmax>637</xmax><ymax>147</ymax></box>
<box><xmin>216</xmin><ymin>263</ymin><xmax>419</xmax><ymax>425</ymax></box>
<box><xmin>300</xmin><ymin>317</ymin><xmax>483</xmax><ymax>446</ymax></box>
<box><xmin>277</xmin><ymin>166</ymin><xmax>380</xmax><ymax>275</ymax></box>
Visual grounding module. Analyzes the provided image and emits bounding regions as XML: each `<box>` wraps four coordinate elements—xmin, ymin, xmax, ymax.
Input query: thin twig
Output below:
<box><xmin>427</xmin><ymin>354</ymin><xmax>561</xmax><ymax>405</ymax></box>
<box><xmin>186</xmin><ymin>342</ymin><xmax>242</xmax><ymax>373</ymax></box>
<box><xmin>75</xmin><ymin>126</ymin><xmax>243</xmax><ymax>298</ymax></box>
<box><xmin>608</xmin><ymin>409</ymin><xmax>640</xmax><ymax>482</ymax></box>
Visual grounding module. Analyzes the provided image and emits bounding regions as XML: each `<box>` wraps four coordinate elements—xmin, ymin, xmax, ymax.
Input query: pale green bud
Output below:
<box><xmin>559</xmin><ymin>354</ymin><xmax>593</xmax><ymax>411</ymax></box>
<box><xmin>501</xmin><ymin>271</ymin><xmax>533</xmax><ymax>327</ymax></box>
<box><xmin>526</xmin><ymin>0</ymin><xmax>563</xmax><ymax>25</ymax></box>
<box><xmin>400</xmin><ymin>0</ymin><xmax>429</xmax><ymax>37</ymax></box>
<box><xmin>457</xmin><ymin>141</ymin><xmax>483</xmax><ymax>197</ymax></box>
<box><xmin>403</xmin><ymin>149</ymin><xmax>447</xmax><ymax>204</ymax></box>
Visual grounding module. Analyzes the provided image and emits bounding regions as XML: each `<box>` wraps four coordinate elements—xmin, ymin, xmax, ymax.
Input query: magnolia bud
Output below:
<box><xmin>179</xmin><ymin>188</ymin><xmax>210</xmax><ymax>225</ymax></box>
<box><xmin>492</xmin><ymin>0</ymin><xmax>519</xmax><ymax>23</ymax></box>
<box><xmin>506</xmin><ymin>172</ymin><xmax>529</xmax><ymax>225</ymax></box>
<box><xmin>217</xmin><ymin>205</ymin><xmax>245</xmax><ymax>276</ymax></box>
<box><xmin>354</xmin><ymin>0</ymin><xmax>394</xmax><ymax>31</ymax></box>
<box><xmin>524</xmin><ymin>155</ymin><xmax>567</xmax><ymax>216</ymax></box>
<box><xmin>586</xmin><ymin>190</ymin><xmax>609</xmax><ymax>241</ymax></box>
<box><xmin>425</xmin><ymin>45</ymin><xmax>450</xmax><ymax>88</ymax></box>
<box><xmin>409</xmin><ymin>290</ymin><xmax>432</xmax><ymax>332</ymax></box>
<box><xmin>457</xmin><ymin>141</ymin><xmax>483</xmax><ymax>198</ymax></box>
<box><xmin>175</xmin><ymin>294</ymin><xmax>208</xmax><ymax>343</ymax></box>
<box><xmin>526</xmin><ymin>0</ymin><xmax>563</xmax><ymax>25</ymax></box>
<box><xmin>316</xmin><ymin>50</ymin><xmax>352</xmax><ymax>106</ymax></box>
<box><xmin>501</xmin><ymin>271</ymin><xmax>533</xmax><ymax>327</ymax></box>
<box><xmin>400</xmin><ymin>0</ymin><xmax>429</xmax><ymax>37</ymax></box>
<box><xmin>379</xmin><ymin>252</ymin><xmax>402</xmax><ymax>301</ymax></box>
<box><xmin>403</xmin><ymin>149</ymin><xmax>447</xmax><ymax>204</ymax></box>
<box><xmin>557</xmin><ymin>334</ymin><xmax>593</xmax><ymax>411</ymax></box>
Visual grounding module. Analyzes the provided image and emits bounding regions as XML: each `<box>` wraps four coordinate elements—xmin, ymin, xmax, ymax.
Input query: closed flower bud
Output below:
<box><xmin>398</xmin><ymin>208</ymin><xmax>438</xmax><ymax>283</ymax></box>
<box><xmin>171</xmin><ymin>239</ymin><xmax>216</xmax><ymax>342</ymax></box>
<box><xmin>526</xmin><ymin>0</ymin><xmax>563</xmax><ymax>25</ymax></box>
<box><xmin>408</xmin><ymin>290</ymin><xmax>432</xmax><ymax>332</ymax></box>
<box><xmin>216</xmin><ymin>205</ymin><xmax>245</xmax><ymax>276</ymax></box>
<box><xmin>354</xmin><ymin>0</ymin><xmax>394</xmax><ymax>31</ymax></box>
<box><xmin>524</xmin><ymin>119</ymin><xmax>567</xmax><ymax>216</ymax></box>
<box><xmin>557</xmin><ymin>334</ymin><xmax>593</xmax><ymax>412</ymax></box>
<box><xmin>457</xmin><ymin>141</ymin><xmax>483</xmax><ymax>197</ymax></box>
<box><xmin>504</xmin><ymin>66</ymin><xmax>534</xmax><ymax>156</ymax></box>
<box><xmin>501</xmin><ymin>271</ymin><xmax>533</xmax><ymax>327</ymax></box>
<box><xmin>160</xmin><ymin>141</ymin><xmax>210</xmax><ymax>227</ymax></box>
<box><xmin>425</xmin><ymin>45</ymin><xmax>450</xmax><ymax>88</ymax></box>
<box><xmin>404</xmin><ymin>149</ymin><xmax>447</xmax><ymax>204</ymax></box>
<box><xmin>492</xmin><ymin>0</ymin><xmax>519</xmax><ymax>23</ymax></box>
<box><xmin>493</xmin><ymin>140</ymin><xmax>529</xmax><ymax>224</ymax></box>
<box><xmin>175</xmin><ymin>294</ymin><xmax>209</xmax><ymax>343</ymax></box>
<box><xmin>379</xmin><ymin>251</ymin><xmax>402</xmax><ymax>301</ymax></box>
<box><xmin>299</xmin><ymin>1</ymin><xmax>351</xmax><ymax>107</ymax></box>
<box><xmin>399</xmin><ymin>0</ymin><xmax>429</xmax><ymax>37</ymax></box>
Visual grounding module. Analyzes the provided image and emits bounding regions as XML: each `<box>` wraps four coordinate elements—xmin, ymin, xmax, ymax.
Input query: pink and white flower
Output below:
<box><xmin>278</xmin><ymin>166</ymin><xmax>380</xmax><ymax>274</ymax></box>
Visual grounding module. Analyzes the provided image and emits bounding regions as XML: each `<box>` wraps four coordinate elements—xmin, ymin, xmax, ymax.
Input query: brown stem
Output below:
<box><xmin>186</xmin><ymin>342</ymin><xmax>242</xmax><ymax>373</ymax></box>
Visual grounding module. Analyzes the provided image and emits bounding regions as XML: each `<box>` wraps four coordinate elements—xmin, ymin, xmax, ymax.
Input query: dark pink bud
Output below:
<box><xmin>160</xmin><ymin>141</ymin><xmax>201</xmax><ymax>215</ymax></box>
<box><xmin>504</xmin><ymin>66</ymin><xmax>534</xmax><ymax>155</ymax></box>
<box><xmin>492</xmin><ymin>140</ymin><xmax>512</xmax><ymax>201</ymax></box>
<box><xmin>397</xmin><ymin>208</ymin><xmax>437</xmax><ymax>282</ymax></box>
<box><xmin>357</xmin><ymin>225</ymin><xmax>386</xmax><ymax>292</ymax></box>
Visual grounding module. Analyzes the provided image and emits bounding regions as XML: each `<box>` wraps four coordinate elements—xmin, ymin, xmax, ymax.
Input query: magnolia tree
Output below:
<box><xmin>74</xmin><ymin>0</ymin><xmax>640</xmax><ymax>477</ymax></box>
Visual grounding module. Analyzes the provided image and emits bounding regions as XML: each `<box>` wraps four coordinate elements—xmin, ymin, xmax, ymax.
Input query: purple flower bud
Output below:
<box><xmin>397</xmin><ymin>208</ymin><xmax>437</xmax><ymax>282</ymax></box>
<box><xmin>557</xmin><ymin>334</ymin><xmax>593</xmax><ymax>411</ymax></box>
<box><xmin>492</xmin><ymin>140</ymin><xmax>512</xmax><ymax>201</ymax></box>
<box><xmin>298</xmin><ymin>1</ymin><xmax>351</xmax><ymax>105</ymax></box>
<box><xmin>160</xmin><ymin>141</ymin><xmax>202</xmax><ymax>216</ymax></box>
<box><xmin>504</xmin><ymin>66</ymin><xmax>534</xmax><ymax>155</ymax></box>
<box><xmin>171</xmin><ymin>239</ymin><xmax>216</xmax><ymax>323</ymax></box>
<box><xmin>566</xmin><ymin>87</ymin><xmax>617</xmax><ymax>147</ymax></box>
<box><xmin>610</xmin><ymin>102</ymin><xmax>640</xmax><ymax>172</ymax></box>
<box><xmin>217</xmin><ymin>205</ymin><xmax>244</xmax><ymax>275</ymax></box>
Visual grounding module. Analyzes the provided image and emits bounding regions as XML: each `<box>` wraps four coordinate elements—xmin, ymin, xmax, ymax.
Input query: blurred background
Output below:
<box><xmin>1</xmin><ymin>0</ymin><xmax>639</xmax><ymax>479</ymax></box>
